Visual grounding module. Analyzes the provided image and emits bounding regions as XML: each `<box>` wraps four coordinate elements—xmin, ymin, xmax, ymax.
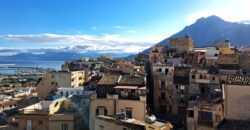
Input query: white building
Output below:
<box><xmin>57</xmin><ymin>87</ymin><xmax>84</xmax><ymax>97</ymax></box>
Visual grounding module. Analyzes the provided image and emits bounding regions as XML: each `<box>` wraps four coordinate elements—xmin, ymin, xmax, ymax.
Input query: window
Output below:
<box><xmin>38</xmin><ymin>120</ymin><xmax>43</xmax><ymax>125</ymax></box>
<box><xmin>165</xmin><ymin>68</ymin><xmax>169</xmax><ymax>75</ymax></box>
<box><xmin>161</xmin><ymin>93</ymin><xmax>166</xmax><ymax>101</ymax></box>
<box><xmin>199</xmin><ymin>75</ymin><xmax>202</xmax><ymax>79</ymax></box>
<box><xmin>51</xmin><ymin>82</ymin><xmax>54</xmax><ymax>85</ymax></box>
<box><xmin>96</xmin><ymin>107</ymin><xmax>107</xmax><ymax>116</ymax></box>
<box><xmin>51</xmin><ymin>75</ymin><xmax>54</xmax><ymax>78</ymax></box>
<box><xmin>60</xmin><ymin>92</ymin><xmax>63</xmax><ymax>96</ymax></box>
<box><xmin>180</xmin><ymin>85</ymin><xmax>185</xmax><ymax>90</ymax></box>
<box><xmin>214</xmin><ymin>54</ymin><xmax>218</xmax><ymax>57</ymax></box>
<box><xmin>215</xmin><ymin>115</ymin><xmax>221</xmax><ymax>122</ymax></box>
<box><xmin>62</xmin><ymin>123</ymin><xmax>68</xmax><ymax>130</ymax></box>
<box><xmin>159</xmin><ymin>68</ymin><xmax>162</xmax><ymax>72</ymax></box>
<box><xmin>27</xmin><ymin>120</ymin><xmax>32</xmax><ymax>130</ymax></box>
<box><xmin>160</xmin><ymin>81</ymin><xmax>165</xmax><ymax>88</ymax></box>
<box><xmin>188</xmin><ymin>110</ymin><xmax>194</xmax><ymax>118</ymax></box>
<box><xmin>192</xmin><ymin>75</ymin><xmax>195</xmax><ymax>79</ymax></box>
<box><xmin>180</xmin><ymin>94</ymin><xmax>186</xmax><ymax>103</ymax></box>
<box><xmin>198</xmin><ymin>111</ymin><xmax>212</xmax><ymax>126</ymax></box>
<box><xmin>99</xmin><ymin>125</ymin><xmax>104</xmax><ymax>130</ymax></box>
<box><xmin>125</xmin><ymin>108</ymin><xmax>133</xmax><ymax>118</ymax></box>
<box><xmin>212</xmin><ymin>77</ymin><xmax>215</xmax><ymax>80</ymax></box>
<box><xmin>175</xmin><ymin>85</ymin><xmax>178</xmax><ymax>89</ymax></box>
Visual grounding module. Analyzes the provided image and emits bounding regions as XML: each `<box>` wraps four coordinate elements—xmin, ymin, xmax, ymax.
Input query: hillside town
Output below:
<box><xmin>1</xmin><ymin>36</ymin><xmax>250</xmax><ymax>130</ymax></box>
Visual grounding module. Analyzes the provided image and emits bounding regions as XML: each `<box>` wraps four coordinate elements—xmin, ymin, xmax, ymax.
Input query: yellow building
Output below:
<box><xmin>168</xmin><ymin>36</ymin><xmax>193</xmax><ymax>53</ymax></box>
<box><xmin>219</xmin><ymin>47</ymin><xmax>235</xmax><ymax>55</ymax></box>
<box><xmin>37</xmin><ymin>70</ymin><xmax>86</xmax><ymax>99</ymax></box>
<box><xmin>89</xmin><ymin>97</ymin><xmax>147</xmax><ymax>130</ymax></box>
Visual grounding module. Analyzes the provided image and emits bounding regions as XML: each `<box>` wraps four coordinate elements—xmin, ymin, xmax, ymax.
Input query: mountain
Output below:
<box><xmin>0</xmin><ymin>52</ymin><xmax>129</xmax><ymax>61</ymax></box>
<box><xmin>141</xmin><ymin>15</ymin><xmax>250</xmax><ymax>54</ymax></box>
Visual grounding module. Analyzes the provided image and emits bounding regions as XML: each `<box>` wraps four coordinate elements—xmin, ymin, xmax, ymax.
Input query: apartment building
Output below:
<box><xmin>189</xmin><ymin>67</ymin><xmax>220</xmax><ymax>97</ymax></box>
<box><xmin>183</xmin><ymin>51</ymin><xmax>206</xmax><ymax>67</ymax></box>
<box><xmin>174</xmin><ymin>66</ymin><xmax>190</xmax><ymax>116</ymax></box>
<box><xmin>57</xmin><ymin>87</ymin><xmax>84</xmax><ymax>97</ymax></box>
<box><xmin>152</xmin><ymin>63</ymin><xmax>176</xmax><ymax>115</ymax></box>
<box><xmin>89</xmin><ymin>97</ymin><xmax>147</xmax><ymax>130</ymax></box>
<box><xmin>97</xmin><ymin>74</ymin><xmax>145</xmax><ymax>98</ymax></box>
<box><xmin>202</xmin><ymin>47</ymin><xmax>219</xmax><ymax>67</ymax></box>
<box><xmin>12</xmin><ymin>97</ymin><xmax>83</xmax><ymax>130</ymax></box>
<box><xmin>187</xmin><ymin>97</ymin><xmax>223</xmax><ymax>130</ymax></box>
<box><xmin>14</xmin><ymin>97</ymin><xmax>65</xmax><ymax>130</ymax></box>
<box><xmin>37</xmin><ymin>70</ymin><xmax>86</xmax><ymax>99</ymax></box>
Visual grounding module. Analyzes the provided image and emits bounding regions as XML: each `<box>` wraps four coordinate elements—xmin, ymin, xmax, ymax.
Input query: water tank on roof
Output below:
<box><xmin>146</xmin><ymin>115</ymin><xmax>156</xmax><ymax>124</ymax></box>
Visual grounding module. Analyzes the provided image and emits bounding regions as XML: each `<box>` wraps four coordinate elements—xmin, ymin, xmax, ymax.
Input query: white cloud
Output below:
<box><xmin>1</xmin><ymin>33</ymin><xmax>158</xmax><ymax>54</ymax></box>
<box><xmin>0</xmin><ymin>47</ymin><xmax>49</xmax><ymax>56</ymax></box>
<box><xmin>112</xmin><ymin>25</ymin><xmax>126</xmax><ymax>29</ymax></box>
<box><xmin>187</xmin><ymin>0</ymin><xmax>250</xmax><ymax>25</ymax></box>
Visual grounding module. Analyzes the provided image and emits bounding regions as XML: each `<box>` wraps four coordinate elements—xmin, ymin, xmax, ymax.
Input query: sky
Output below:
<box><xmin>0</xmin><ymin>0</ymin><xmax>250</xmax><ymax>56</ymax></box>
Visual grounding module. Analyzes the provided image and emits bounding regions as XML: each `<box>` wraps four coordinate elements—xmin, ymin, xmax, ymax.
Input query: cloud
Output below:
<box><xmin>0</xmin><ymin>33</ymin><xmax>157</xmax><ymax>55</ymax></box>
<box><xmin>112</xmin><ymin>25</ymin><xmax>126</xmax><ymax>29</ymax></box>
<box><xmin>0</xmin><ymin>47</ymin><xmax>49</xmax><ymax>56</ymax></box>
<box><xmin>127</xmin><ymin>30</ymin><xmax>137</xmax><ymax>34</ymax></box>
<box><xmin>186</xmin><ymin>0</ymin><xmax>250</xmax><ymax>25</ymax></box>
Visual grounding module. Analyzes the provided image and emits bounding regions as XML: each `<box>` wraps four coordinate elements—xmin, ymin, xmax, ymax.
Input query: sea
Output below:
<box><xmin>0</xmin><ymin>61</ymin><xmax>65</xmax><ymax>74</ymax></box>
